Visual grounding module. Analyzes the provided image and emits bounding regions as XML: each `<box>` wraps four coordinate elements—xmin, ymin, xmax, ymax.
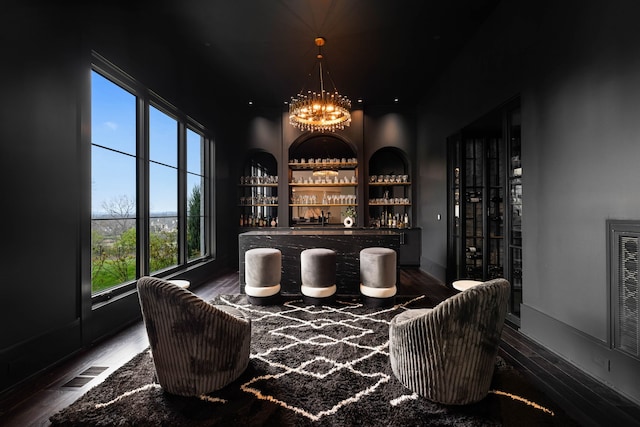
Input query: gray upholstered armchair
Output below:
<box><xmin>137</xmin><ymin>276</ymin><xmax>251</xmax><ymax>396</ymax></box>
<box><xmin>389</xmin><ymin>278</ymin><xmax>510</xmax><ymax>405</ymax></box>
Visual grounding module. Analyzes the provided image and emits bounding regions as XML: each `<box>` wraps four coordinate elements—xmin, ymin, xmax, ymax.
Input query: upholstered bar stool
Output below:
<box><xmin>300</xmin><ymin>248</ymin><xmax>337</xmax><ymax>305</ymax></box>
<box><xmin>359</xmin><ymin>247</ymin><xmax>397</xmax><ymax>307</ymax></box>
<box><xmin>244</xmin><ymin>248</ymin><xmax>282</xmax><ymax>305</ymax></box>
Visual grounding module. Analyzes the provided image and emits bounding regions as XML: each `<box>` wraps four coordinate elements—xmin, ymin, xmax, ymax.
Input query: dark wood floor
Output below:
<box><xmin>1</xmin><ymin>268</ymin><xmax>639</xmax><ymax>426</ymax></box>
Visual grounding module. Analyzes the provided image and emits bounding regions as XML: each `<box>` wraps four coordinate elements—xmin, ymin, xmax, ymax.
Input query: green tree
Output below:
<box><xmin>102</xmin><ymin>195</ymin><xmax>135</xmax><ymax>236</ymax></box>
<box><xmin>187</xmin><ymin>184</ymin><xmax>201</xmax><ymax>258</ymax></box>
<box><xmin>149</xmin><ymin>229</ymin><xmax>177</xmax><ymax>272</ymax></box>
<box><xmin>91</xmin><ymin>228</ymin><xmax>107</xmax><ymax>283</ymax></box>
<box><xmin>111</xmin><ymin>227</ymin><xmax>137</xmax><ymax>282</ymax></box>
<box><xmin>91</xmin><ymin>195</ymin><xmax>137</xmax><ymax>292</ymax></box>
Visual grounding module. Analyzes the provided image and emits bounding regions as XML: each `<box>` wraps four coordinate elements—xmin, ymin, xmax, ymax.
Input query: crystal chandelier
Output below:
<box><xmin>289</xmin><ymin>37</ymin><xmax>351</xmax><ymax>133</ymax></box>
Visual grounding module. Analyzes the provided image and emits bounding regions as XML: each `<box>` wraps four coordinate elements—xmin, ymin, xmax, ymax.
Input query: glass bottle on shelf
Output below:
<box><xmin>288</xmin><ymin>156</ymin><xmax>357</xmax><ymax>226</ymax></box>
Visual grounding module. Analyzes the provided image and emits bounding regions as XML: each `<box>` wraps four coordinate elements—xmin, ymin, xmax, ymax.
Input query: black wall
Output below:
<box><xmin>416</xmin><ymin>0</ymin><xmax>640</xmax><ymax>404</ymax></box>
<box><xmin>0</xmin><ymin>3</ymin><xmax>240</xmax><ymax>394</ymax></box>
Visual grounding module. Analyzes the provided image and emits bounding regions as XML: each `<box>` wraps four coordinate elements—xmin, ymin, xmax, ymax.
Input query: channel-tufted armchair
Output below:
<box><xmin>137</xmin><ymin>276</ymin><xmax>251</xmax><ymax>396</ymax></box>
<box><xmin>389</xmin><ymin>278</ymin><xmax>510</xmax><ymax>405</ymax></box>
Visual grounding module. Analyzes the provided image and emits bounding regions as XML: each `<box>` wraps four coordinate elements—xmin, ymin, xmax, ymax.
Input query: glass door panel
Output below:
<box><xmin>507</xmin><ymin>106</ymin><xmax>522</xmax><ymax>321</ymax></box>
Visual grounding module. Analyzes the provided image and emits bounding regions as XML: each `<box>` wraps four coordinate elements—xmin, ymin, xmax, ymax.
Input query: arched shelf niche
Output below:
<box><xmin>238</xmin><ymin>149</ymin><xmax>279</xmax><ymax>228</ymax></box>
<box><xmin>287</xmin><ymin>134</ymin><xmax>359</xmax><ymax>227</ymax></box>
<box><xmin>367</xmin><ymin>146</ymin><xmax>412</xmax><ymax>228</ymax></box>
<box><xmin>241</xmin><ymin>149</ymin><xmax>278</xmax><ymax>177</ymax></box>
<box><xmin>289</xmin><ymin>133</ymin><xmax>356</xmax><ymax>161</ymax></box>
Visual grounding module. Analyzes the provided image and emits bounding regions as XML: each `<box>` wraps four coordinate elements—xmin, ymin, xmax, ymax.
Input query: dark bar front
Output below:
<box><xmin>239</xmin><ymin>229</ymin><xmax>401</xmax><ymax>295</ymax></box>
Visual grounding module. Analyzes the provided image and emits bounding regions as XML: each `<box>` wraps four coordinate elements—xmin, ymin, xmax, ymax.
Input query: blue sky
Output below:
<box><xmin>91</xmin><ymin>71</ymin><xmax>202</xmax><ymax>215</ymax></box>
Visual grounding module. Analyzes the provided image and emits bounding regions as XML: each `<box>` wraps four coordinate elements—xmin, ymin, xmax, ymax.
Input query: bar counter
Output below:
<box><xmin>239</xmin><ymin>228</ymin><xmax>401</xmax><ymax>295</ymax></box>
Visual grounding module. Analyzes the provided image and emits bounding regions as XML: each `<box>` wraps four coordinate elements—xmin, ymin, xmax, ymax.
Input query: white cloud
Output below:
<box><xmin>105</xmin><ymin>121</ymin><xmax>118</xmax><ymax>130</ymax></box>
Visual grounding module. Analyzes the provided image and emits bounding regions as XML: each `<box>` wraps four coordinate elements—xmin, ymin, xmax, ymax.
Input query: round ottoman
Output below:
<box><xmin>452</xmin><ymin>279</ymin><xmax>482</xmax><ymax>292</ymax></box>
<box><xmin>167</xmin><ymin>279</ymin><xmax>190</xmax><ymax>289</ymax></box>
<box><xmin>244</xmin><ymin>248</ymin><xmax>282</xmax><ymax>305</ymax></box>
<box><xmin>359</xmin><ymin>247</ymin><xmax>397</xmax><ymax>307</ymax></box>
<box><xmin>300</xmin><ymin>248</ymin><xmax>337</xmax><ymax>305</ymax></box>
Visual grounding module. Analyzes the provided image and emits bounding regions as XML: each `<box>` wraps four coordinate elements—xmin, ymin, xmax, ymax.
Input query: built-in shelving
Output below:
<box><xmin>367</xmin><ymin>149</ymin><xmax>412</xmax><ymax>229</ymax></box>
<box><xmin>288</xmin><ymin>161</ymin><xmax>358</xmax><ymax>170</ymax></box>
<box><xmin>288</xmin><ymin>159</ymin><xmax>358</xmax><ymax>227</ymax></box>
<box><xmin>238</xmin><ymin>152</ymin><xmax>278</xmax><ymax>228</ymax></box>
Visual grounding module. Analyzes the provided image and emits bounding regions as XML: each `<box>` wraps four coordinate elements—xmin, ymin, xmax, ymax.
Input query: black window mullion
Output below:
<box><xmin>177</xmin><ymin>121</ymin><xmax>187</xmax><ymax>265</ymax></box>
<box><xmin>206</xmin><ymin>136</ymin><xmax>215</xmax><ymax>259</ymax></box>
<box><xmin>138</xmin><ymin>97</ymin><xmax>150</xmax><ymax>277</ymax></box>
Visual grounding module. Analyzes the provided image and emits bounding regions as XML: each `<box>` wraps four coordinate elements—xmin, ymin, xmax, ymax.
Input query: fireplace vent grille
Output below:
<box><xmin>609</xmin><ymin>220</ymin><xmax>640</xmax><ymax>360</ymax></box>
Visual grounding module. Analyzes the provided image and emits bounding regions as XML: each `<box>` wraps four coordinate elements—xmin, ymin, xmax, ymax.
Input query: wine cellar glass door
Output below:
<box><xmin>486</xmin><ymin>137</ymin><xmax>505</xmax><ymax>280</ymax></box>
<box><xmin>447</xmin><ymin>133</ymin><xmax>462</xmax><ymax>284</ymax></box>
<box><xmin>507</xmin><ymin>106</ymin><xmax>522</xmax><ymax>322</ymax></box>
<box><xmin>447</xmin><ymin>115</ymin><xmax>506</xmax><ymax>283</ymax></box>
<box><xmin>464</xmin><ymin>137</ymin><xmax>486</xmax><ymax>280</ymax></box>
<box><xmin>447</xmin><ymin>98</ymin><xmax>521</xmax><ymax>321</ymax></box>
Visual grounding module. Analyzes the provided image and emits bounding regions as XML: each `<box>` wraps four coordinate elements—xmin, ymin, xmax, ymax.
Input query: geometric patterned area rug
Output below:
<box><xmin>50</xmin><ymin>294</ymin><xmax>579</xmax><ymax>426</ymax></box>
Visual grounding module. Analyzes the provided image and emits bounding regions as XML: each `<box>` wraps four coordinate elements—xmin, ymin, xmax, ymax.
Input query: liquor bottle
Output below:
<box><xmin>466</xmin><ymin>247</ymin><xmax>482</xmax><ymax>259</ymax></box>
<box><xmin>403</xmin><ymin>213</ymin><xmax>409</xmax><ymax>228</ymax></box>
<box><xmin>466</xmin><ymin>191</ymin><xmax>481</xmax><ymax>203</ymax></box>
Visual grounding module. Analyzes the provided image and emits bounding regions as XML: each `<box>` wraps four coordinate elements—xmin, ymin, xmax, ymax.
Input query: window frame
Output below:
<box><xmin>89</xmin><ymin>52</ymin><xmax>213</xmax><ymax>306</ymax></box>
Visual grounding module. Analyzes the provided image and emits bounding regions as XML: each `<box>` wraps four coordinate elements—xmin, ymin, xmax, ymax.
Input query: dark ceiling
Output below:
<box><xmin>98</xmin><ymin>0</ymin><xmax>502</xmax><ymax>108</ymax></box>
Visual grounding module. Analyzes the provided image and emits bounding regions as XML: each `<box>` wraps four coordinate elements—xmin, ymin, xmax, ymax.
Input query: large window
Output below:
<box><xmin>91</xmin><ymin>72</ymin><xmax>138</xmax><ymax>292</ymax></box>
<box><xmin>187</xmin><ymin>128</ymin><xmax>205</xmax><ymax>261</ymax></box>
<box><xmin>90</xmin><ymin>61</ymin><xmax>211</xmax><ymax>298</ymax></box>
<box><xmin>149</xmin><ymin>106</ymin><xmax>179</xmax><ymax>273</ymax></box>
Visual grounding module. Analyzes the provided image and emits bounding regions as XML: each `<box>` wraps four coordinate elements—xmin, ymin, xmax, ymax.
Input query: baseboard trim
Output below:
<box><xmin>521</xmin><ymin>303</ymin><xmax>640</xmax><ymax>406</ymax></box>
